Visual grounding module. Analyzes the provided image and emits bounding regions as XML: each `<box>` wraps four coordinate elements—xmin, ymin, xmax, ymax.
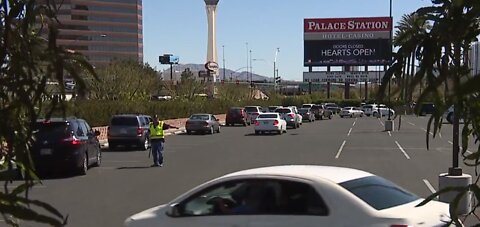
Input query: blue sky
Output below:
<box><xmin>143</xmin><ymin>0</ymin><xmax>432</xmax><ymax>81</ymax></box>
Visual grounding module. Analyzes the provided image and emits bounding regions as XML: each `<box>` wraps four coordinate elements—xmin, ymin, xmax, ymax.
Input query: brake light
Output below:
<box><xmin>273</xmin><ymin>120</ymin><xmax>279</xmax><ymax>125</ymax></box>
<box><xmin>288</xmin><ymin>113</ymin><xmax>295</xmax><ymax>118</ymax></box>
<box><xmin>63</xmin><ymin>136</ymin><xmax>82</xmax><ymax>145</ymax></box>
<box><xmin>136</xmin><ymin>127</ymin><xmax>144</xmax><ymax>136</ymax></box>
<box><xmin>255</xmin><ymin>121</ymin><xmax>260</xmax><ymax>126</ymax></box>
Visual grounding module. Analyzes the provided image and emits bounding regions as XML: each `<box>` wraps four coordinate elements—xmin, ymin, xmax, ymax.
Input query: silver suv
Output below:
<box><xmin>107</xmin><ymin>114</ymin><xmax>152</xmax><ymax>150</ymax></box>
<box><xmin>275</xmin><ymin>107</ymin><xmax>302</xmax><ymax>129</ymax></box>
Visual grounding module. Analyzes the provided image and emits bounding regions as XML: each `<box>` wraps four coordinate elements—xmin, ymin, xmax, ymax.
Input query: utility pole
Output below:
<box><xmin>274</xmin><ymin>48</ymin><xmax>280</xmax><ymax>92</ymax></box>
<box><xmin>222</xmin><ymin>45</ymin><xmax>226</xmax><ymax>81</ymax></box>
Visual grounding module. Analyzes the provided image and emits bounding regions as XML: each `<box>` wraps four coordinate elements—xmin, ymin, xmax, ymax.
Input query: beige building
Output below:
<box><xmin>51</xmin><ymin>0</ymin><xmax>143</xmax><ymax>66</ymax></box>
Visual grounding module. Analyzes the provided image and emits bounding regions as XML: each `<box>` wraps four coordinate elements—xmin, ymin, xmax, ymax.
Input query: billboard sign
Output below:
<box><xmin>304</xmin><ymin>17</ymin><xmax>392</xmax><ymax>66</ymax></box>
<box><xmin>303</xmin><ymin>71</ymin><xmax>384</xmax><ymax>83</ymax></box>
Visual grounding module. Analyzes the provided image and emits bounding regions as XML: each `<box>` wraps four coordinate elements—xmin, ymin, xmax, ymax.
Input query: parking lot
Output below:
<box><xmin>6</xmin><ymin>114</ymin><xmax>478</xmax><ymax>226</ymax></box>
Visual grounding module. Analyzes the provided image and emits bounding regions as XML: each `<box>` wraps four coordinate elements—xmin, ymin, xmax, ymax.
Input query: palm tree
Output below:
<box><xmin>380</xmin><ymin>0</ymin><xmax>480</xmax><ymax>225</ymax></box>
<box><xmin>393</xmin><ymin>13</ymin><xmax>429</xmax><ymax>102</ymax></box>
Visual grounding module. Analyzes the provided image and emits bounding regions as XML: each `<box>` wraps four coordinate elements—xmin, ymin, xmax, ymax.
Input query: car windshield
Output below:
<box><xmin>244</xmin><ymin>107</ymin><xmax>259</xmax><ymax>112</ymax></box>
<box><xmin>111</xmin><ymin>117</ymin><xmax>138</xmax><ymax>126</ymax></box>
<box><xmin>275</xmin><ymin>108</ymin><xmax>292</xmax><ymax>114</ymax></box>
<box><xmin>190</xmin><ymin>115</ymin><xmax>210</xmax><ymax>120</ymax></box>
<box><xmin>228</xmin><ymin>108</ymin><xmax>242</xmax><ymax>114</ymax></box>
<box><xmin>339</xmin><ymin>176</ymin><xmax>419</xmax><ymax>210</ymax></box>
<box><xmin>257</xmin><ymin>114</ymin><xmax>278</xmax><ymax>119</ymax></box>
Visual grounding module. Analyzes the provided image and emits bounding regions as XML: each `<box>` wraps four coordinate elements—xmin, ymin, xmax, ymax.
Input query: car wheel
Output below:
<box><xmin>216</xmin><ymin>126</ymin><xmax>221</xmax><ymax>133</ymax></box>
<box><xmin>78</xmin><ymin>153</ymin><xmax>88</xmax><ymax>175</ymax></box>
<box><xmin>139</xmin><ymin>138</ymin><xmax>148</xmax><ymax>151</ymax></box>
<box><xmin>340</xmin><ymin>115</ymin><xmax>344</xmax><ymax>118</ymax></box>
<box><xmin>93</xmin><ymin>148</ymin><xmax>101</xmax><ymax>167</ymax></box>
<box><xmin>210</xmin><ymin>126</ymin><xmax>215</xmax><ymax>134</ymax></box>
<box><xmin>187</xmin><ymin>130</ymin><xmax>192</xmax><ymax>135</ymax></box>
<box><xmin>255</xmin><ymin>130</ymin><xmax>259</xmax><ymax>135</ymax></box>
<box><xmin>320</xmin><ymin>115</ymin><xmax>323</xmax><ymax>120</ymax></box>
<box><xmin>328</xmin><ymin>114</ymin><xmax>332</xmax><ymax>119</ymax></box>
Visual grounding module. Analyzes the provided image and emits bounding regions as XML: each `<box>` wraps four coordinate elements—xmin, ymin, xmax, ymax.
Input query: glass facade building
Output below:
<box><xmin>53</xmin><ymin>0</ymin><xmax>143</xmax><ymax>66</ymax></box>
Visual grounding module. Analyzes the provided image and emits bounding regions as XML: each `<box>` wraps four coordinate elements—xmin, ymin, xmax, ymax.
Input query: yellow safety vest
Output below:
<box><xmin>149</xmin><ymin>121</ymin><xmax>164</xmax><ymax>140</ymax></box>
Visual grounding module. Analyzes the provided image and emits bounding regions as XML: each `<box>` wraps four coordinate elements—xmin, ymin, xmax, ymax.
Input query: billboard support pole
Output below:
<box><xmin>365</xmin><ymin>66</ymin><xmax>369</xmax><ymax>100</ymax></box>
<box><xmin>327</xmin><ymin>66</ymin><xmax>331</xmax><ymax>99</ymax></box>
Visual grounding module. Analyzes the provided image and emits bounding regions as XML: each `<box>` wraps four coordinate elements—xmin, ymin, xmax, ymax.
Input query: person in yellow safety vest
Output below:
<box><xmin>149</xmin><ymin>115</ymin><xmax>179</xmax><ymax>167</ymax></box>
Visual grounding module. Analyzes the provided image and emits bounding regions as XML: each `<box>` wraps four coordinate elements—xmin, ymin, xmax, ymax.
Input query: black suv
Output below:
<box><xmin>31</xmin><ymin>118</ymin><xmax>101</xmax><ymax>175</ymax></box>
<box><xmin>107</xmin><ymin>114</ymin><xmax>152</xmax><ymax>150</ymax></box>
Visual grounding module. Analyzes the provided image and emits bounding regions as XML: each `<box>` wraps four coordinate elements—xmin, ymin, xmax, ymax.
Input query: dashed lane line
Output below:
<box><xmin>388</xmin><ymin>131</ymin><xmax>392</xmax><ymax>137</ymax></box>
<box><xmin>408</xmin><ymin>121</ymin><xmax>416</xmax><ymax>126</ymax></box>
<box><xmin>395</xmin><ymin>141</ymin><xmax>411</xmax><ymax>159</ymax></box>
<box><xmin>447</xmin><ymin>141</ymin><xmax>473</xmax><ymax>154</ymax></box>
<box><xmin>347</xmin><ymin>128</ymin><xmax>352</xmax><ymax>137</ymax></box>
<box><xmin>423</xmin><ymin>179</ymin><xmax>437</xmax><ymax>195</ymax></box>
<box><xmin>335</xmin><ymin>140</ymin><xmax>347</xmax><ymax>159</ymax></box>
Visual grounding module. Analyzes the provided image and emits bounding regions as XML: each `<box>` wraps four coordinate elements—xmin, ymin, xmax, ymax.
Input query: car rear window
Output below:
<box><xmin>190</xmin><ymin>115</ymin><xmax>210</xmax><ymax>120</ymax></box>
<box><xmin>268</xmin><ymin>107</ymin><xmax>279</xmax><ymax>112</ymax></box>
<box><xmin>245</xmin><ymin>107</ymin><xmax>259</xmax><ymax>112</ymax></box>
<box><xmin>339</xmin><ymin>176</ymin><xmax>418</xmax><ymax>210</ymax></box>
<box><xmin>229</xmin><ymin>108</ymin><xmax>242</xmax><ymax>114</ymax></box>
<box><xmin>257</xmin><ymin>114</ymin><xmax>278</xmax><ymax>119</ymax></box>
<box><xmin>275</xmin><ymin>108</ymin><xmax>292</xmax><ymax>114</ymax></box>
<box><xmin>111</xmin><ymin>117</ymin><xmax>138</xmax><ymax>126</ymax></box>
<box><xmin>34</xmin><ymin>122</ymin><xmax>71</xmax><ymax>139</ymax></box>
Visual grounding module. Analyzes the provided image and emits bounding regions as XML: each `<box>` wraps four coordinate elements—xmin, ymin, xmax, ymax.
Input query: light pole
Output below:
<box><xmin>387</xmin><ymin>0</ymin><xmax>393</xmax><ymax>121</ymax></box>
<box><xmin>249</xmin><ymin>50</ymin><xmax>253</xmax><ymax>84</ymax></box>
<box><xmin>274</xmin><ymin>48</ymin><xmax>280</xmax><ymax>92</ymax></box>
<box><xmin>246</xmin><ymin>42</ymin><xmax>249</xmax><ymax>84</ymax></box>
<box><xmin>222</xmin><ymin>45</ymin><xmax>226</xmax><ymax>81</ymax></box>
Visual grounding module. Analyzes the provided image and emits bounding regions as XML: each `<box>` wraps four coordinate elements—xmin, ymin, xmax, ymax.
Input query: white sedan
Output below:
<box><xmin>254</xmin><ymin>113</ymin><xmax>287</xmax><ymax>135</ymax></box>
<box><xmin>125</xmin><ymin>165</ymin><xmax>451</xmax><ymax>227</ymax></box>
<box><xmin>339</xmin><ymin>107</ymin><xmax>364</xmax><ymax>118</ymax></box>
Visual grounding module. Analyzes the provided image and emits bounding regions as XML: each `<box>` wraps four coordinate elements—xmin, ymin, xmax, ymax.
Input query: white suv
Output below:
<box><xmin>275</xmin><ymin>107</ymin><xmax>302</xmax><ymax>129</ymax></box>
<box><xmin>363</xmin><ymin>104</ymin><xmax>394</xmax><ymax>117</ymax></box>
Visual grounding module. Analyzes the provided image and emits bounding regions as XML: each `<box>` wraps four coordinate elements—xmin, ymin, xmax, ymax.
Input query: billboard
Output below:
<box><xmin>304</xmin><ymin>17</ymin><xmax>392</xmax><ymax>66</ymax></box>
<box><xmin>303</xmin><ymin>71</ymin><xmax>384</xmax><ymax>83</ymax></box>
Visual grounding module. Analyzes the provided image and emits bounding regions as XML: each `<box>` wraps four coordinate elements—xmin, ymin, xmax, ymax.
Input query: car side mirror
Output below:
<box><xmin>166</xmin><ymin>203</ymin><xmax>181</xmax><ymax>217</ymax></box>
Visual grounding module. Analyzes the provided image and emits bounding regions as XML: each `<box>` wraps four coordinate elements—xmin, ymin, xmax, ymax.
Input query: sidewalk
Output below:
<box><xmin>96</xmin><ymin>114</ymin><xmax>226</xmax><ymax>149</ymax></box>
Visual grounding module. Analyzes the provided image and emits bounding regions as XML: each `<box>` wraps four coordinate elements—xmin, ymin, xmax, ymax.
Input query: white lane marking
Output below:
<box><xmin>439</xmin><ymin>132</ymin><xmax>442</xmax><ymax>138</ymax></box>
<box><xmin>447</xmin><ymin>141</ymin><xmax>473</xmax><ymax>154</ymax></box>
<box><xmin>347</xmin><ymin>128</ymin><xmax>352</xmax><ymax>137</ymax></box>
<box><xmin>378</xmin><ymin>118</ymin><xmax>384</xmax><ymax>126</ymax></box>
<box><xmin>103</xmin><ymin>160</ymin><xmax>144</xmax><ymax>163</ymax></box>
<box><xmin>352</xmin><ymin>119</ymin><xmax>357</xmax><ymax>127</ymax></box>
<box><xmin>408</xmin><ymin>122</ymin><xmax>415</xmax><ymax>126</ymax></box>
<box><xmin>335</xmin><ymin>140</ymin><xmax>347</xmax><ymax>159</ymax></box>
<box><xmin>395</xmin><ymin>141</ymin><xmax>411</xmax><ymax>159</ymax></box>
<box><xmin>423</xmin><ymin>179</ymin><xmax>437</xmax><ymax>194</ymax></box>
<box><xmin>388</xmin><ymin>131</ymin><xmax>392</xmax><ymax>137</ymax></box>
<box><xmin>421</xmin><ymin>128</ymin><xmax>434</xmax><ymax>135</ymax></box>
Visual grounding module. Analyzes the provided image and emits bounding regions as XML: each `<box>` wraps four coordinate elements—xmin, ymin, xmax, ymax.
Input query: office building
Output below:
<box><xmin>53</xmin><ymin>0</ymin><xmax>143</xmax><ymax>66</ymax></box>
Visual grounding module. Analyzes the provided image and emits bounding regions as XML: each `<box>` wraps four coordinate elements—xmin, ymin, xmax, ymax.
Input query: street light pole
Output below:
<box><xmin>274</xmin><ymin>48</ymin><xmax>280</xmax><ymax>92</ymax></box>
<box><xmin>222</xmin><ymin>45</ymin><xmax>226</xmax><ymax>81</ymax></box>
<box><xmin>249</xmin><ymin>50</ymin><xmax>253</xmax><ymax>84</ymax></box>
<box><xmin>246</xmin><ymin>42</ymin><xmax>249</xmax><ymax>83</ymax></box>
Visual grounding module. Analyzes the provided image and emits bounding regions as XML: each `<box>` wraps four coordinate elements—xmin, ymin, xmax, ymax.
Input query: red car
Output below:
<box><xmin>226</xmin><ymin>107</ymin><xmax>250</xmax><ymax>126</ymax></box>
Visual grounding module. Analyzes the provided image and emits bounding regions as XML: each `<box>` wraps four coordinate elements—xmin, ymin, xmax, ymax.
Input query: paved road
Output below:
<box><xmin>6</xmin><ymin>115</ymin><xmax>479</xmax><ymax>226</ymax></box>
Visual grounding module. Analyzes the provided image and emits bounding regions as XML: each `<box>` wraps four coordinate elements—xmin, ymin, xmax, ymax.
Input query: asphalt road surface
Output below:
<box><xmin>4</xmin><ymin>115</ymin><xmax>479</xmax><ymax>226</ymax></box>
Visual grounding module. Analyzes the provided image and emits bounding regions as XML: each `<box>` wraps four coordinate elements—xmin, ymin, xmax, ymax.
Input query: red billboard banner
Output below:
<box><xmin>304</xmin><ymin>17</ymin><xmax>392</xmax><ymax>33</ymax></box>
<box><xmin>304</xmin><ymin>16</ymin><xmax>392</xmax><ymax>66</ymax></box>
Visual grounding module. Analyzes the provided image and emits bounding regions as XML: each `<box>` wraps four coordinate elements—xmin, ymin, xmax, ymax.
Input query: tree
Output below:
<box><xmin>380</xmin><ymin>0</ymin><xmax>480</xmax><ymax>224</ymax></box>
<box><xmin>0</xmin><ymin>0</ymin><xmax>95</xmax><ymax>226</ymax></box>
<box><xmin>86</xmin><ymin>60</ymin><xmax>161</xmax><ymax>101</ymax></box>
<box><xmin>176</xmin><ymin>68</ymin><xmax>205</xmax><ymax>99</ymax></box>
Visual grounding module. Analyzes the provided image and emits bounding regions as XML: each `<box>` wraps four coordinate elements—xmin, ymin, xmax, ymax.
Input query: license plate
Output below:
<box><xmin>263</xmin><ymin>122</ymin><xmax>269</xmax><ymax>125</ymax></box>
<box><xmin>40</xmin><ymin>148</ymin><xmax>52</xmax><ymax>155</ymax></box>
<box><xmin>120</xmin><ymin>129</ymin><xmax>127</xmax><ymax>134</ymax></box>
